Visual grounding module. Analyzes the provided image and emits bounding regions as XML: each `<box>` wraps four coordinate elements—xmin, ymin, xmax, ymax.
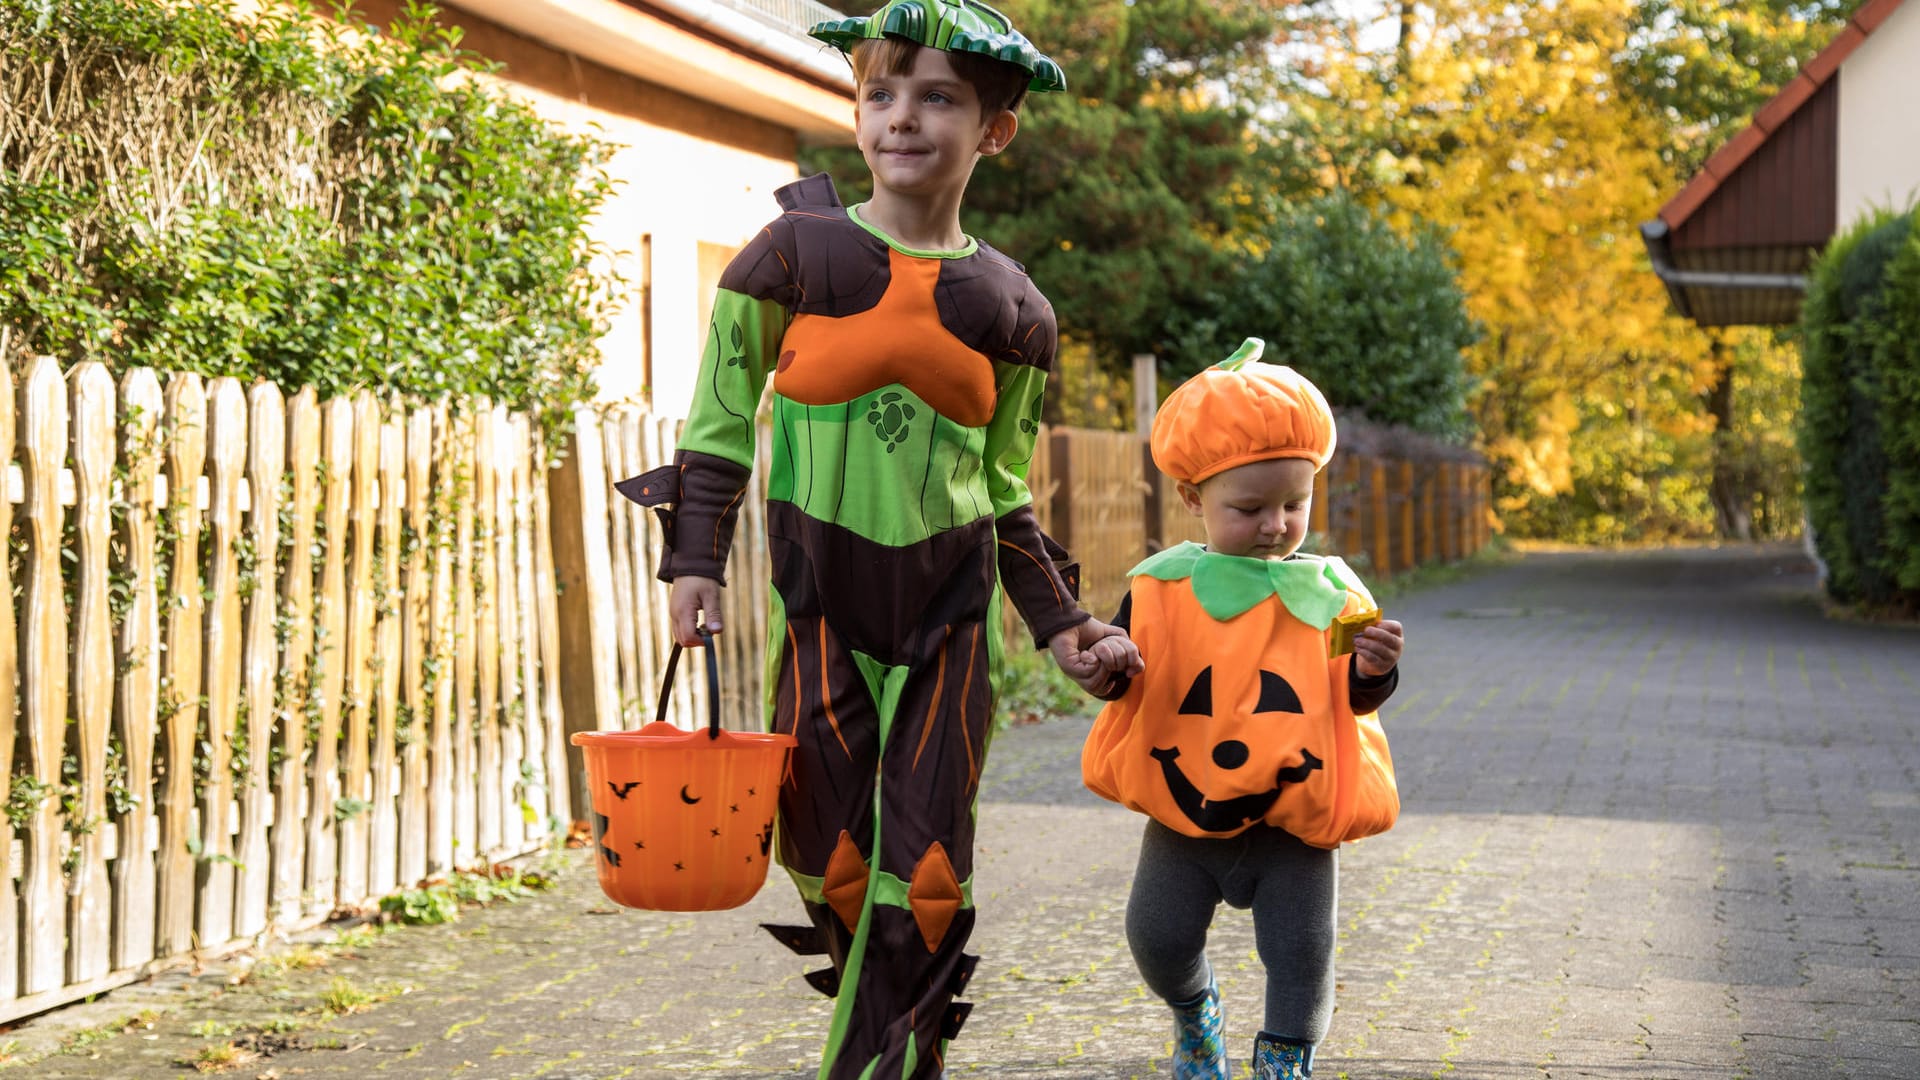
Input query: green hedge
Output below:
<box><xmin>1164</xmin><ymin>191</ymin><xmax>1478</xmax><ymax>440</ymax></box>
<box><xmin>1798</xmin><ymin>209</ymin><xmax>1920</xmax><ymax>611</ymax></box>
<box><xmin>0</xmin><ymin>0</ymin><xmax>618</xmax><ymax>430</ymax></box>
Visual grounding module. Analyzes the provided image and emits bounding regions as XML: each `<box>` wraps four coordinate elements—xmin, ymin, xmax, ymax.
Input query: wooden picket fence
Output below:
<box><xmin>0</xmin><ymin>355</ymin><xmax>568</xmax><ymax>1024</ymax></box>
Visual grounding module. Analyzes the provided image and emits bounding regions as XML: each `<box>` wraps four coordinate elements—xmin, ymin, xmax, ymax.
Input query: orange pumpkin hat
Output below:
<box><xmin>1151</xmin><ymin>338</ymin><xmax>1337</xmax><ymax>484</ymax></box>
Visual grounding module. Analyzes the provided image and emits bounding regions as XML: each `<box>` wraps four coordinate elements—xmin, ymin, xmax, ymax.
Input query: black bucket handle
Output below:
<box><xmin>653</xmin><ymin>629</ymin><xmax>724</xmax><ymax>739</ymax></box>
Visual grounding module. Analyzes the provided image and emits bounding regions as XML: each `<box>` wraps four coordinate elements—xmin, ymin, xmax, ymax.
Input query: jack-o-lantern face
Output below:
<box><xmin>1148</xmin><ymin>665</ymin><xmax>1324</xmax><ymax>833</ymax></box>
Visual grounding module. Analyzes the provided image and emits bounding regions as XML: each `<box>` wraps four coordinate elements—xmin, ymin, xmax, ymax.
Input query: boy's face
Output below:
<box><xmin>855</xmin><ymin>47</ymin><xmax>1016</xmax><ymax>203</ymax></box>
<box><xmin>1178</xmin><ymin>457</ymin><xmax>1318</xmax><ymax>561</ymax></box>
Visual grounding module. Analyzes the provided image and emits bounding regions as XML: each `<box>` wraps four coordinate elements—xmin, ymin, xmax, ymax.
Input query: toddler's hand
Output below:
<box><xmin>1048</xmin><ymin>618</ymin><xmax>1143</xmax><ymax>696</ymax></box>
<box><xmin>1353</xmin><ymin>618</ymin><xmax>1404</xmax><ymax>677</ymax></box>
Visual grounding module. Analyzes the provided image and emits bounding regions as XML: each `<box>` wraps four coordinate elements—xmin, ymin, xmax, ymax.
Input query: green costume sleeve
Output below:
<box><xmin>626</xmin><ymin>288</ymin><xmax>788</xmax><ymax>584</ymax></box>
<box><xmin>986</xmin><ymin>361</ymin><xmax>1088</xmax><ymax>646</ymax></box>
<box><xmin>983</xmin><ymin>361</ymin><xmax>1045</xmax><ymax>518</ymax></box>
<box><xmin>679</xmin><ymin>288</ymin><xmax>789</xmax><ymax>469</ymax></box>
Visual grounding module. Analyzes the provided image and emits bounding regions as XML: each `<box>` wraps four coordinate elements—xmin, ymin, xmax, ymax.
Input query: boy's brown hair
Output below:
<box><xmin>850</xmin><ymin>37</ymin><xmax>1031</xmax><ymax>118</ymax></box>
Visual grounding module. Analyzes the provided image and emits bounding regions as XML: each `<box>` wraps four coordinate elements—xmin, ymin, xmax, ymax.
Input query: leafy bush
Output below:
<box><xmin>1164</xmin><ymin>191</ymin><xmax>1479</xmax><ymax>440</ymax></box>
<box><xmin>0</xmin><ymin>0</ymin><xmax>618</xmax><ymax>427</ymax></box>
<box><xmin>1798</xmin><ymin>209</ymin><xmax>1920</xmax><ymax>612</ymax></box>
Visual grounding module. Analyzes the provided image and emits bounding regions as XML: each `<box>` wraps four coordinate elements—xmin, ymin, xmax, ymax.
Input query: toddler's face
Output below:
<box><xmin>1179</xmin><ymin>457</ymin><xmax>1317</xmax><ymax>560</ymax></box>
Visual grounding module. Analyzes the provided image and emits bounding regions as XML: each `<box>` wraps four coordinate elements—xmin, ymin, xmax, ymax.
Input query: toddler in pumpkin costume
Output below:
<box><xmin>1079</xmin><ymin>338</ymin><xmax>1406</xmax><ymax>1080</ymax></box>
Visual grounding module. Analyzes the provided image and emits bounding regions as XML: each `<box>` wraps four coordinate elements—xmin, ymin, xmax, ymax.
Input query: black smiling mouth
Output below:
<box><xmin>1150</xmin><ymin>745</ymin><xmax>1324</xmax><ymax>833</ymax></box>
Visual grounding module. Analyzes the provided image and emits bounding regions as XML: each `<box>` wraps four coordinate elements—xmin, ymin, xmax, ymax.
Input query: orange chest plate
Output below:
<box><xmin>775</xmin><ymin>248</ymin><xmax>998</xmax><ymax>428</ymax></box>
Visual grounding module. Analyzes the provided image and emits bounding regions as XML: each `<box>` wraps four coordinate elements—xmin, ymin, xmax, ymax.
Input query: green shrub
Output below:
<box><xmin>1798</xmin><ymin>209</ymin><xmax>1920</xmax><ymax>611</ymax></box>
<box><xmin>1164</xmin><ymin>190</ymin><xmax>1479</xmax><ymax>441</ymax></box>
<box><xmin>0</xmin><ymin>0</ymin><xmax>618</xmax><ymax>429</ymax></box>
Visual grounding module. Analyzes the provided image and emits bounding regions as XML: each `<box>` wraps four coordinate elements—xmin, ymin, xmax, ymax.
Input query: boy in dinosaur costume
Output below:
<box><xmin>617</xmin><ymin>3</ymin><xmax>1139</xmax><ymax>1077</ymax></box>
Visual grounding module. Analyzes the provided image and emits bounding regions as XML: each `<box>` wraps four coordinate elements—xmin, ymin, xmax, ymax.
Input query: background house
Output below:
<box><xmin>1640</xmin><ymin>0</ymin><xmax>1919</xmax><ymax>327</ymax></box>
<box><xmin>369</xmin><ymin>0</ymin><xmax>855</xmax><ymax>411</ymax></box>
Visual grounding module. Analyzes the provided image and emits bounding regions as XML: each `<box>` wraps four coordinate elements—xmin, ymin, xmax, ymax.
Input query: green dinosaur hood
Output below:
<box><xmin>810</xmin><ymin>0</ymin><xmax>1067</xmax><ymax>94</ymax></box>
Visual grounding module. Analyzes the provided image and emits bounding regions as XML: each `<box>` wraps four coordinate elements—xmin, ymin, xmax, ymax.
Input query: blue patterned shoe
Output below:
<box><xmin>1168</xmin><ymin>975</ymin><xmax>1227</xmax><ymax>1079</ymax></box>
<box><xmin>1251</xmin><ymin>1031</ymin><xmax>1314</xmax><ymax>1079</ymax></box>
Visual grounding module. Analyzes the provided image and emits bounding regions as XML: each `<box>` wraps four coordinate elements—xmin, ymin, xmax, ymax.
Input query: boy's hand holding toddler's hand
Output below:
<box><xmin>1049</xmin><ymin>618</ymin><xmax>1144</xmax><ymax>695</ymax></box>
<box><xmin>1353</xmin><ymin>618</ymin><xmax>1404</xmax><ymax>678</ymax></box>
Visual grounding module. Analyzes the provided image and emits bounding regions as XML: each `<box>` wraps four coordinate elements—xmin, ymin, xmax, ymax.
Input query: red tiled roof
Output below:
<box><xmin>1658</xmin><ymin>0</ymin><xmax>1907</xmax><ymax>229</ymax></box>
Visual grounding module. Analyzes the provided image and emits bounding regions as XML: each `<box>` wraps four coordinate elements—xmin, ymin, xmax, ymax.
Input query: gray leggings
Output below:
<box><xmin>1125</xmin><ymin>819</ymin><xmax>1338</xmax><ymax>1042</ymax></box>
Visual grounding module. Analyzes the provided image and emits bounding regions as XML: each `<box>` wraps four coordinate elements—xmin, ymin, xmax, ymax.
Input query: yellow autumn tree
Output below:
<box><xmin>1283</xmin><ymin>0</ymin><xmax>1723</xmax><ymax>538</ymax></box>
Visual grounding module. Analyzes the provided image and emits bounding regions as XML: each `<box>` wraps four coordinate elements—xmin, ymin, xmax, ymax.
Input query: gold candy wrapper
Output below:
<box><xmin>1328</xmin><ymin>608</ymin><xmax>1381</xmax><ymax>658</ymax></box>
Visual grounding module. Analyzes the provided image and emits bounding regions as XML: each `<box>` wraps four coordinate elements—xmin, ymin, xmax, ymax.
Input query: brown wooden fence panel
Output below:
<box><xmin>449</xmin><ymin>409</ymin><xmax>478</xmax><ymax>868</ymax></box>
<box><xmin>491</xmin><ymin>406</ymin><xmax>525</xmax><ymax>849</ymax></box>
<box><xmin>275</xmin><ymin>389</ymin><xmax>320</xmax><ymax>924</ymax></box>
<box><xmin>156</xmin><ymin>374</ymin><xmax>207</xmax><ymax>959</ymax></box>
<box><xmin>18</xmin><ymin>355</ymin><xmax>68</xmax><ymax>995</ymax></box>
<box><xmin>369</xmin><ymin>411</ymin><xmax>404</xmax><ymax>898</ymax></box>
<box><xmin>337</xmin><ymin>394</ymin><xmax>379</xmax><ymax>904</ymax></box>
<box><xmin>67</xmin><ymin>362</ymin><xmax>114</xmax><ymax>983</ymax></box>
<box><xmin>111</xmin><ymin>369</ymin><xmax>162</xmax><ymax>969</ymax></box>
<box><xmin>400</xmin><ymin>407</ymin><xmax>433</xmax><ymax>886</ymax></box>
<box><xmin>472</xmin><ymin>406</ymin><xmax>502</xmax><ymax>860</ymax></box>
<box><xmin>234</xmin><ymin>381</ymin><xmax>284</xmax><ymax>940</ymax></box>
<box><xmin>306</xmin><ymin>396</ymin><xmax>353</xmax><ymax>913</ymax></box>
<box><xmin>0</xmin><ymin>355</ymin><xmax>15</xmax><ymax>1000</ymax></box>
<box><xmin>428</xmin><ymin>407</ymin><xmax>458</xmax><ymax>875</ymax></box>
<box><xmin>197</xmin><ymin>378</ymin><xmax>246</xmax><ymax>948</ymax></box>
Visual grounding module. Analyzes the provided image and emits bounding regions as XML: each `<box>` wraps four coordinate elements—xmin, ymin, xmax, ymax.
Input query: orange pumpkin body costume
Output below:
<box><xmin>1081</xmin><ymin>546</ymin><xmax>1398</xmax><ymax>848</ymax></box>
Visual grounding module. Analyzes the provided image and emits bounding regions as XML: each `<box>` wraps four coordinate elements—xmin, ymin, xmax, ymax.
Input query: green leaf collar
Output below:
<box><xmin>1131</xmin><ymin>542</ymin><xmax>1359</xmax><ymax>628</ymax></box>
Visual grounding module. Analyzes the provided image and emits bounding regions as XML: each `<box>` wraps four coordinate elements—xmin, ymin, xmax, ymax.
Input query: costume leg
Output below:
<box><xmin>1246</xmin><ymin>831</ymin><xmax>1338</xmax><ymax>1042</ymax></box>
<box><xmin>768</xmin><ymin>610</ymin><xmax>883</xmax><ymax>1008</ymax></box>
<box><xmin>1127</xmin><ymin>820</ymin><xmax>1227</xmax><ymax>1005</ymax></box>
<box><xmin>824</xmin><ymin>616</ymin><xmax>994</xmax><ymax>1080</ymax></box>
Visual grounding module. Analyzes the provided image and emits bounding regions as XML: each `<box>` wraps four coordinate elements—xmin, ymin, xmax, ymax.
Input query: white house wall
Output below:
<box><xmin>1837</xmin><ymin>0</ymin><xmax>1920</xmax><ymax>227</ymax></box>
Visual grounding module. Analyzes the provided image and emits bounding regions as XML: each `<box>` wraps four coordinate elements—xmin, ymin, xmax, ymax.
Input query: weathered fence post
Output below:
<box><xmin>197</xmin><ymin>377</ymin><xmax>246</xmax><ymax>948</ymax></box>
<box><xmin>399</xmin><ymin>406</ymin><xmax>434</xmax><ymax>885</ymax></box>
<box><xmin>68</xmin><ymin>361</ymin><xmax>114</xmax><ymax>982</ymax></box>
<box><xmin>274</xmin><ymin>389</ymin><xmax>320</xmax><ymax>924</ymax></box>
<box><xmin>0</xmin><ymin>354</ymin><xmax>15</xmax><ymax>999</ymax></box>
<box><xmin>368</xmin><ymin>409</ymin><xmax>404</xmax><ymax>896</ymax></box>
<box><xmin>111</xmin><ymin>369</ymin><xmax>162</xmax><ymax>967</ymax></box>
<box><xmin>549</xmin><ymin>407</ymin><xmax>621</xmax><ymax>820</ymax></box>
<box><xmin>156</xmin><ymin>374</ymin><xmax>207</xmax><ymax>958</ymax></box>
<box><xmin>235</xmin><ymin>382</ymin><xmax>283</xmax><ymax>940</ymax></box>
<box><xmin>19</xmin><ymin>355</ymin><xmax>68</xmax><ymax>994</ymax></box>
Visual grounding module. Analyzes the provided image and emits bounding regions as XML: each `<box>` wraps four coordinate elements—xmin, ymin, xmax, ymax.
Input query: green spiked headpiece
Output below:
<box><xmin>810</xmin><ymin>0</ymin><xmax>1067</xmax><ymax>95</ymax></box>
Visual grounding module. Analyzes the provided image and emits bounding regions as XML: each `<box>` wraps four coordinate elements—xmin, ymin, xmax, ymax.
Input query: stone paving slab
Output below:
<box><xmin>6</xmin><ymin>543</ymin><xmax>1918</xmax><ymax>1079</ymax></box>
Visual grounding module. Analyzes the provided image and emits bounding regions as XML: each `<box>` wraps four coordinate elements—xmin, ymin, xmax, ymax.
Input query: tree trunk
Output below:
<box><xmin>1704</xmin><ymin>334</ymin><xmax>1753</xmax><ymax>540</ymax></box>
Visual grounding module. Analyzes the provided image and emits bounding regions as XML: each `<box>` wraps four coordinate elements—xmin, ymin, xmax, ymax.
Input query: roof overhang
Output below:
<box><xmin>1641</xmin><ymin>0</ymin><xmax>1907</xmax><ymax>327</ymax></box>
<box><xmin>443</xmin><ymin>0</ymin><xmax>854</xmax><ymax>141</ymax></box>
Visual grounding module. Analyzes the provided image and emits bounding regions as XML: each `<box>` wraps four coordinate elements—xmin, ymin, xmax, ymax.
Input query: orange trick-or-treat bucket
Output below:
<box><xmin>571</xmin><ymin>632</ymin><xmax>796</xmax><ymax>911</ymax></box>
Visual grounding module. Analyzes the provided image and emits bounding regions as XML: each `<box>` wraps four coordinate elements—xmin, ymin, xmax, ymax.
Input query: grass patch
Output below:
<box><xmin>182</xmin><ymin>1041</ymin><xmax>258</xmax><ymax>1073</ymax></box>
<box><xmin>376</xmin><ymin>865</ymin><xmax>559</xmax><ymax>927</ymax></box>
<box><xmin>317</xmin><ymin>977</ymin><xmax>403</xmax><ymax>1018</ymax></box>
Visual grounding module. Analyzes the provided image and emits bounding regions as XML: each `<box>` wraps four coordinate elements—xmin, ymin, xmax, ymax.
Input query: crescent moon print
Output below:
<box><xmin>680</xmin><ymin>785</ymin><xmax>701</xmax><ymax>805</ymax></box>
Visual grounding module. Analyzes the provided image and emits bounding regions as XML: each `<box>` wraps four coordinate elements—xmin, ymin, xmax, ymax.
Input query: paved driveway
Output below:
<box><xmin>14</xmin><ymin>544</ymin><xmax>1919</xmax><ymax>1079</ymax></box>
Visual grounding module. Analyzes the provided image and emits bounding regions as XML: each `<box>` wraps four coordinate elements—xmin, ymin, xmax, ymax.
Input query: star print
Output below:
<box><xmin>747</xmin><ymin>787</ymin><xmax>756</xmax><ymax>796</ymax></box>
<box><xmin>710</xmin><ymin>827</ymin><xmax>722</xmax><ymax>837</ymax></box>
<box><xmin>632</xmin><ymin>840</ymin><xmax>645</xmax><ymax>850</ymax></box>
<box><xmin>730</xmin><ymin>804</ymin><xmax>739</xmax><ymax>813</ymax></box>
<box><xmin>674</xmin><ymin>861</ymin><xmax>685</xmax><ymax>871</ymax></box>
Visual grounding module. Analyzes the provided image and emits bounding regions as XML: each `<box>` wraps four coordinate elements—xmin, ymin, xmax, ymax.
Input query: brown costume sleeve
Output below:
<box><xmin>612</xmin><ymin>449</ymin><xmax>751</xmax><ymax>585</ymax></box>
<box><xmin>994</xmin><ymin>503</ymin><xmax>1089</xmax><ymax>647</ymax></box>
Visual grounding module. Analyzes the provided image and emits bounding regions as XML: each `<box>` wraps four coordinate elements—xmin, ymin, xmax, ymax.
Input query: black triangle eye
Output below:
<box><xmin>1257</xmin><ymin>670</ymin><xmax>1303</xmax><ymax>714</ymax></box>
<box><xmin>1179</xmin><ymin>667</ymin><xmax>1212</xmax><ymax>716</ymax></box>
